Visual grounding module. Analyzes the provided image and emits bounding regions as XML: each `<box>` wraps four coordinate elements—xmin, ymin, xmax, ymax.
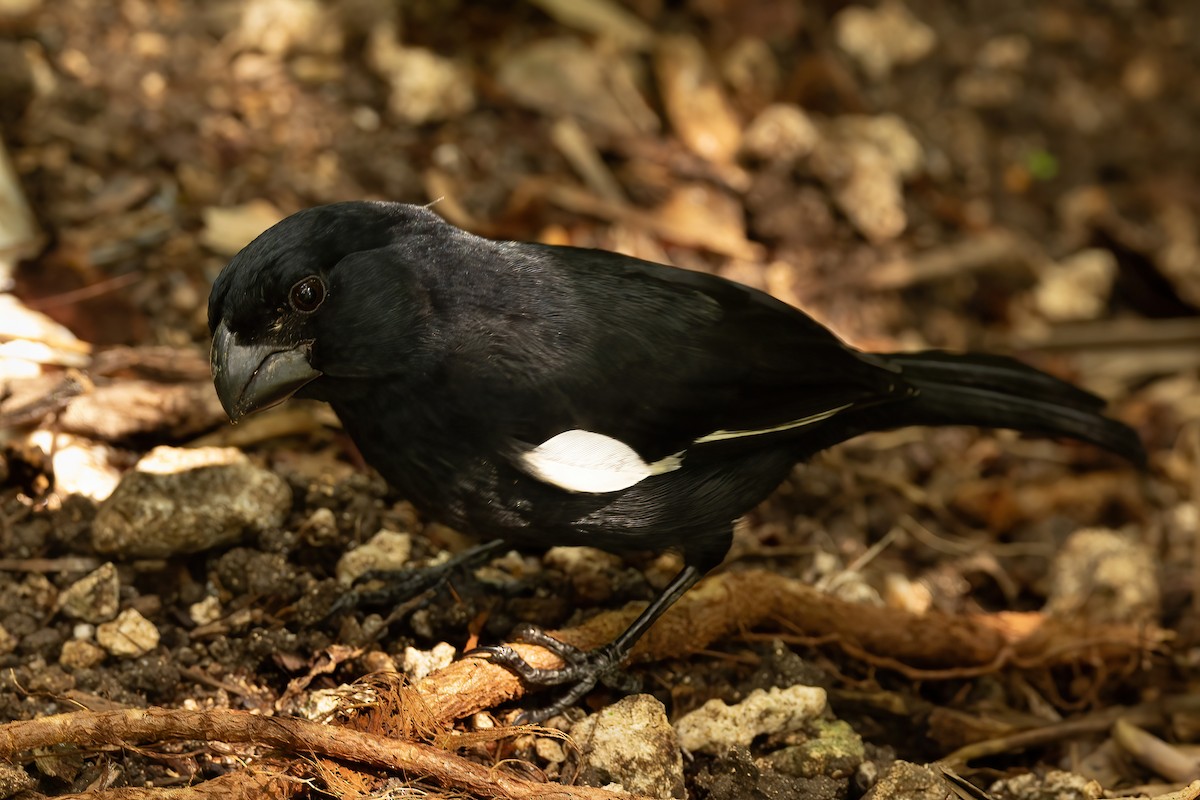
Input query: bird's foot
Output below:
<box><xmin>327</xmin><ymin>566</ymin><xmax>444</xmax><ymax>617</ymax></box>
<box><xmin>327</xmin><ymin>538</ymin><xmax>506</xmax><ymax>618</ymax></box>
<box><xmin>469</xmin><ymin>623</ymin><xmax>640</xmax><ymax>723</ymax></box>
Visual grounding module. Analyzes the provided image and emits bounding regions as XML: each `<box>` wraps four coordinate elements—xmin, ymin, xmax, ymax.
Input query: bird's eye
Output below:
<box><xmin>289</xmin><ymin>276</ymin><xmax>326</xmax><ymax>313</ymax></box>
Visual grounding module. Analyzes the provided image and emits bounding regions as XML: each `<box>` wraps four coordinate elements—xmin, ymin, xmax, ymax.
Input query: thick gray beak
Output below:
<box><xmin>210</xmin><ymin>321</ymin><xmax>322</xmax><ymax>423</ymax></box>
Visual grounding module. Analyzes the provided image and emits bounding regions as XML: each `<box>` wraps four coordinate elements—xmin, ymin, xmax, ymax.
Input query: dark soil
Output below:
<box><xmin>1</xmin><ymin>1</ymin><xmax>1197</xmax><ymax>798</ymax></box>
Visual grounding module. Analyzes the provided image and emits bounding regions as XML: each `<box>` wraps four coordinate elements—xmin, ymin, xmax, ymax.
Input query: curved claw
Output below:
<box><xmin>326</xmin><ymin>590</ymin><xmax>359</xmax><ymax>618</ymax></box>
<box><xmin>515</xmin><ymin>676</ymin><xmax>601</xmax><ymax>725</ymax></box>
<box><xmin>325</xmin><ymin>539</ymin><xmax>508</xmax><ymax>620</ymax></box>
<box><xmin>509</xmin><ymin>624</ymin><xmax>590</xmax><ymax>663</ymax></box>
<box><xmin>323</xmin><ymin>569</ymin><xmax>440</xmax><ymax>621</ymax></box>
<box><xmin>464</xmin><ymin>643</ymin><xmax>543</xmax><ymax>678</ymax></box>
<box><xmin>467</xmin><ymin>628</ymin><xmax>639</xmax><ymax>723</ymax></box>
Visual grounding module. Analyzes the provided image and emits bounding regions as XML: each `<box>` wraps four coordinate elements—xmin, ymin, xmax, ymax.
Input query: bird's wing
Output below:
<box><xmin>441</xmin><ymin>245</ymin><xmax>913</xmax><ymax>493</ymax></box>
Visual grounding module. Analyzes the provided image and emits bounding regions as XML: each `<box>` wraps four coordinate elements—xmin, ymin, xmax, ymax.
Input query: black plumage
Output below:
<box><xmin>208</xmin><ymin>201</ymin><xmax>1144</xmax><ymax>720</ymax></box>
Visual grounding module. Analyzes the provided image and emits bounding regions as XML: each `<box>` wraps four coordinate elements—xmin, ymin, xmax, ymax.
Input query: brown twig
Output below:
<box><xmin>56</xmin><ymin>762</ymin><xmax>299</xmax><ymax>800</ymax></box>
<box><xmin>0</xmin><ymin>556</ymin><xmax>105</xmax><ymax>573</ymax></box>
<box><xmin>0</xmin><ymin>708</ymin><xmax>643</xmax><ymax>800</ymax></box>
<box><xmin>1113</xmin><ymin>718</ymin><xmax>1200</xmax><ymax>783</ymax></box>
<box><xmin>26</xmin><ymin>272</ymin><xmax>144</xmax><ymax>311</ymax></box>
<box><xmin>940</xmin><ymin>695</ymin><xmax>1200</xmax><ymax>766</ymax></box>
<box><xmin>862</xmin><ymin>229</ymin><xmax>1035</xmax><ymax>291</ymax></box>
<box><xmin>413</xmin><ymin>569</ymin><xmax>1160</xmax><ymax>724</ymax></box>
<box><xmin>988</xmin><ymin>317</ymin><xmax>1200</xmax><ymax>352</ymax></box>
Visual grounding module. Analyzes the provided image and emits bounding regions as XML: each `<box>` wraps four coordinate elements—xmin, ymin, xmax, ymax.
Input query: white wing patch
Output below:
<box><xmin>693</xmin><ymin>403</ymin><xmax>853</xmax><ymax>444</ymax></box>
<box><xmin>522</xmin><ymin>403</ymin><xmax>853</xmax><ymax>492</ymax></box>
<box><xmin>521</xmin><ymin>430</ymin><xmax>684</xmax><ymax>493</ymax></box>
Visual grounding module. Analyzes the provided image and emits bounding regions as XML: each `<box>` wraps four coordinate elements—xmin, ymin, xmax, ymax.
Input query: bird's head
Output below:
<box><xmin>207</xmin><ymin>201</ymin><xmax>444</xmax><ymax>423</ymax></box>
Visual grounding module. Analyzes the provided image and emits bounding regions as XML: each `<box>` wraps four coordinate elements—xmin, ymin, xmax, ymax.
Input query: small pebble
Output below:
<box><xmin>57</xmin><ymin>562</ymin><xmax>120</xmax><ymax>623</ymax></box>
<box><xmin>675</xmin><ymin>685</ymin><xmax>827</xmax><ymax>754</ymax></box>
<box><xmin>59</xmin><ymin>639</ymin><xmax>107</xmax><ymax>671</ymax></box>
<box><xmin>401</xmin><ymin>641</ymin><xmax>456</xmax><ymax>680</ymax></box>
<box><xmin>188</xmin><ymin>595</ymin><xmax>222</xmax><ymax>626</ymax></box>
<box><xmin>336</xmin><ymin>529</ymin><xmax>412</xmax><ymax>585</ymax></box>
<box><xmin>96</xmin><ymin>608</ymin><xmax>159</xmax><ymax>657</ymax></box>
<box><xmin>367</xmin><ymin>25</ymin><xmax>474</xmax><ymax>125</ymax></box>
<box><xmin>1045</xmin><ymin>528</ymin><xmax>1159</xmax><ymax>625</ymax></box>
<box><xmin>742</xmin><ymin>104</ymin><xmax>820</xmax><ymax>163</ymax></box>
<box><xmin>834</xmin><ymin>1</ymin><xmax>935</xmax><ymax>80</ymax></box>
<box><xmin>360</xmin><ymin>649</ymin><xmax>397</xmax><ymax>674</ymax></box>
<box><xmin>571</xmin><ymin>694</ymin><xmax>686</xmax><ymax>799</ymax></box>
<box><xmin>92</xmin><ymin>446</ymin><xmax>291</xmax><ymax>558</ymax></box>
<box><xmin>862</xmin><ymin>760</ymin><xmax>946</xmax><ymax>800</ymax></box>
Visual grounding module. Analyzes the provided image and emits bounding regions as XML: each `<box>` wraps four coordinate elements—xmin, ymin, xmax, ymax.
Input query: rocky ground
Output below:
<box><xmin>0</xmin><ymin>1</ymin><xmax>1198</xmax><ymax>798</ymax></box>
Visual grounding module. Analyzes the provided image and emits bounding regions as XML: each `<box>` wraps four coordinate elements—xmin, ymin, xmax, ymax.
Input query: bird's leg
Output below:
<box><xmin>471</xmin><ymin>563</ymin><xmax>705</xmax><ymax>723</ymax></box>
<box><xmin>327</xmin><ymin>537</ymin><xmax>507</xmax><ymax>617</ymax></box>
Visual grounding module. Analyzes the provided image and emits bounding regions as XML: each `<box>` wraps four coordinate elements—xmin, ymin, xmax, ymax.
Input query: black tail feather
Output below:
<box><xmin>876</xmin><ymin>350</ymin><xmax>1146</xmax><ymax>465</ymax></box>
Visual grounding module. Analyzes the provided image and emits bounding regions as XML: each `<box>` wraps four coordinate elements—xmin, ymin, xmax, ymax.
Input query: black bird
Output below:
<box><xmin>209</xmin><ymin>201</ymin><xmax>1144</xmax><ymax>720</ymax></box>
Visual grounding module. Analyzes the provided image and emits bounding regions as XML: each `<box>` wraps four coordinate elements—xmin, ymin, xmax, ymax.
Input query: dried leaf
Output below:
<box><xmin>528</xmin><ymin>0</ymin><xmax>655</xmax><ymax>50</ymax></box>
<box><xmin>656</xmin><ymin>34</ymin><xmax>742</xmax><ymax>163</ymax></box>
<box><xmin>498</xmin><ymin>37</ymin><xmax>659</xmax><ymax>138</ymax></box>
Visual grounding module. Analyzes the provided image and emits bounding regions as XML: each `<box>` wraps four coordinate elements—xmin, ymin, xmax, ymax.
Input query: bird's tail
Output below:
<box><xmin>873</xmin><ymin>350</ymin><xmax>1145</xmax><ymax>464</ymax></box>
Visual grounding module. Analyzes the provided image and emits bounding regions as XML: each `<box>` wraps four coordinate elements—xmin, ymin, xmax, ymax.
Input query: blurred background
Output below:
<box><xmin>1</xmin><ymin>0</ymin><xmax>1199</xmax><ymax>796</ymax></box>
<box><xmin>3</xmin><ymin>0</ymin><xmax>1197</xmax><ymax>366</ymax></box>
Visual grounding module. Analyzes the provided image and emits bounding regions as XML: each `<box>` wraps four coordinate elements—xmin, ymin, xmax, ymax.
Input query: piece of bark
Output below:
<box><xmin>58</xmin><ymin>380</ymin><xmax>226</xmax><ymax>441</ymax></box>
<box><xmin>414</xmin><ymin>569</ymin><xmax>1159</xmax><ymax>723</ymax></box>
<box><xmin>0</xmin><ymin>708</ymin><xmax>644</xmax><ymax>800</ymax></box>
